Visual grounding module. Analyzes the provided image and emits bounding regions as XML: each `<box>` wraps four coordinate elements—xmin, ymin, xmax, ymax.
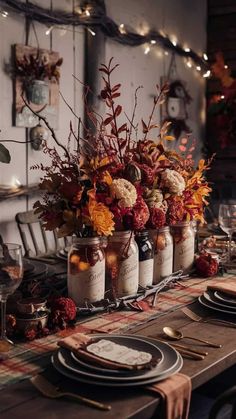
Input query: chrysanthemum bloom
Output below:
<box><xmin>149</xmin><ymin>207</ymin><xmax>166</xmax><ymax>229</ymax></box>
<box><xmin>161</xmin><ymin>169</ymin><xmax>185</xmax><ymax>195</ymax></box>
<box><xmin>110</xmin><ymin>178</ymin><xmax>137</xmax><ymax>208</ymax></box>
<box><xmin>88</xmin><ymin>199</ymin><xmax>115</xmax><ymax>236</ymax></box>
<box><xmin>144</xmin><ymin>188</ymin><xmax>164</xmax><ymax>208</ymax></box>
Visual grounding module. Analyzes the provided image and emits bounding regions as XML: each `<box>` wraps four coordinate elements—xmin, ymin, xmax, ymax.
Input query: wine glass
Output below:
<box><xmin>218</xmin><ymin>204</ymin><xmax>236</xmax><ymax>262</ymax></box>
<box><xmin>0</xmin><ymin>243</ymin><xmax>23</xmax><ymax>352</ymax></box>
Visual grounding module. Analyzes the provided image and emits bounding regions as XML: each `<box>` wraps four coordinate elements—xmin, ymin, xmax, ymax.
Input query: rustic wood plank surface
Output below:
<box><xmin>1</xmin><ymin>300</ymin><xmax>236</xmax><ymax>418</ymax></box>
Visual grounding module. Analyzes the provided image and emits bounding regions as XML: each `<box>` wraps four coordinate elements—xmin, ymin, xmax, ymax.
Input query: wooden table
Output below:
<box><xmin>1</xmin><ymin>300</ymin><xmax>236</xmax><ymax>419</ymax></box>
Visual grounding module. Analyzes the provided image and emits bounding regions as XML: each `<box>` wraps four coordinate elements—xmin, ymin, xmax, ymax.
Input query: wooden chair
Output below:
<box><xmin>15</xmin><ymin>210</ymin><xmax>69</xmax><ymax>257</ymax></box>
<box><xmin>208</xmin><ymin>386</ymin><xmax>236</xmax><ymax>419</ymax></box>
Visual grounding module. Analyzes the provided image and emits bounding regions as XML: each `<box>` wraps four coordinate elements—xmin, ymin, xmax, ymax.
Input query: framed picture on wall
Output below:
<box><xmin>13</xmin><ymin>44</ymin><xmax>63</xmax><ymax>128</ymax></box>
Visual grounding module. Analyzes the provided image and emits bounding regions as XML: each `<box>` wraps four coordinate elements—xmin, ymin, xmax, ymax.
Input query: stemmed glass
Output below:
<box><xmin>0</xmin><ymin>243</ymin><xmax>23</xmax><ymax>352</ymax></box>
<box><xmin>218</xmin><ymin>204</ymin><xmax>236</xmax><ymax>262</ymax></box>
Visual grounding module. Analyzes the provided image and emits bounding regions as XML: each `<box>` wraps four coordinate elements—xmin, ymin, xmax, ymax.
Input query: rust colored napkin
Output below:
<box><xmin>207</xmin><ymin>279</ymin><xmax>236</xmax><ymax>297</ymax></box>
<box><xmin>147</xmin><ymin>373</ymin><xmax>192</xmax><ymax>419</ymax></box>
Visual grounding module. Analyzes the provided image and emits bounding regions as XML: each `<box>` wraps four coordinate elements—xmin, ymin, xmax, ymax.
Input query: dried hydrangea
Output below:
<box><xmin>110</xmin><ymin>178</ymin><xmax>137</xmax><ymax>208</ymax></box>
<box><xmin>144</xmin><ymin>188</ymin><xmax>163</xmax><ymax>208</ymax></box>
<box><xmin>161</xmin><ymin>169</ymin><xmax>186</xmax><ymax>195</ymax></box>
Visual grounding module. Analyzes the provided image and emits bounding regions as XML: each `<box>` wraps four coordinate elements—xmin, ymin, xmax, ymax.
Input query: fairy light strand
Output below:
<box><xmin>0</xmin><ymin>0</ymin><xmax>210</xmax><ymax>73</ymax></box>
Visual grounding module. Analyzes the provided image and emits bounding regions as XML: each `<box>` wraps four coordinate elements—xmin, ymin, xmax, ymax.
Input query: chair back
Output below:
<box><xmin>15</xmin><ymin>210</ymin><xmax>67</xmax><ymax>257</ymax></box>
<box><xmin>209</xmin><ymin>385</ymin><xmax>236</xmax><ymax>419</ymax></box>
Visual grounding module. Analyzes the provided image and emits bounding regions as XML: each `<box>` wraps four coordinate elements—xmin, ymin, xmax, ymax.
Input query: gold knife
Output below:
<box><xmin>149</xmin><ymin>336</ymin><xmax>208</xmax><ymax>356</ymax></box>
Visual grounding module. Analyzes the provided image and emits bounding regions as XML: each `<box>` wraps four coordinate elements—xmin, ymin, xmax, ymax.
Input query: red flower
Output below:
<box><xmin>167</xmin><ymin>198</ymin><xmax>184</xmax><ymax>225</ymax></box>
<box><xmin>123</xmin><ymin>196</ymin><xmax>150</xmax><ymax>231</ymax></box>
<box><xmin>139</xmin><ymin>164</ymin><xmax>155</xmax><ymax>186</ymax></box>
<box><xmin>195</xmin><ymin>253</ymin><xmax>219</xmax><ymax>277</ymax></box>
<box><xmin>50</xmin><ymin>297</ymin><xmax>77</xmax><ymax>322</ymax></box>
<box><xmin>148</xmin><ymin>207</ymin><xmax>166</xmax><ymax>229</ymax></box>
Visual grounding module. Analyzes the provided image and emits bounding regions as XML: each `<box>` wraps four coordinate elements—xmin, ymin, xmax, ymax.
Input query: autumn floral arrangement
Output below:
<box><xmin>33</xmin><ymin>58</ymin><xmax>212</xmax><ymax>238</ymax></box>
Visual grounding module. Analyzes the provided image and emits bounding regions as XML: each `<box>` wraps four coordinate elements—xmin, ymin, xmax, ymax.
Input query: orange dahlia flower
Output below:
<box><xmin>88</xmin><ymin>199</ymin><xmax>115</xmax><ymax>236</ymax></box>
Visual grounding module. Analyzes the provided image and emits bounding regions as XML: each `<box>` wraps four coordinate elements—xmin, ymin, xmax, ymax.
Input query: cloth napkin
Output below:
<box><xmin>57</xmin><ymin>332</ymin><xmax>155</xmax><ymax>371</ymax></box>
<box><xmin>147</xmin><ymin>373</ymin><xmax>192</xmax><ymax>419</ymax></box>
<box><xmin>207</xmin><ymin>278</ymin><xmax>236</xmax><ymax>297</ymax></box>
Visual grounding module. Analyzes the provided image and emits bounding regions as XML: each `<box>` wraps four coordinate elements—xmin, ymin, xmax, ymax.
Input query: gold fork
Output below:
<box><xmin>182</xmin><ymin>306</ymin><xmax>236</xmax><ymax>328</ymax></box>
<box><xmin>30</xmin><ymin>375</ymin><xmax>111</xmax><ymax>411</ymax></box>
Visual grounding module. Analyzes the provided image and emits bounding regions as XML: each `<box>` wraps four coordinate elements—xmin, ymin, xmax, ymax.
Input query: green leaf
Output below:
<box><xmin>0</xmin><ymin>144</ymin><xmax>11</xmax><ymax>163</ymax></box>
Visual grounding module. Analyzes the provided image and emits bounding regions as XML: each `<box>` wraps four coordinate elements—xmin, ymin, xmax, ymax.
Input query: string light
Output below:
<box><xmin>203</xmin><ymin>70</ymin><xmax>211</xmax><ymax>78</ymax></box>
<box><xmin>144</xmin><ymin>45</ymin><xmax>150</xmax><ymax>55</ymax></box>
<box><xmin>1</xmin><ymin>10</ymin><xmax>8</xmax><ymax>17</ymax></box>
<box><xmin>0</xmin><ymin>0</ymin><xmax>210</xmax><ymax>78</ymax></box>
<box><xmin>45</xmin><ymin>26</ymin><xmax>53</xmax><ymax>35</ymax></box>
<box><xmin>224</xmin><ymin>64</ymin><xmax>228</xmax><ymax>69</ymax></box>
<box><xmin>11</xmin><ymin>177</ymin><xmax>21</xmax><ymax>189</ymax></box>
<box><xmin>119</xmin><ymin>23</ymin><xmax>126</xmax><ymax>34</ymax></box>
<box><xmin>221</xmin><ymin>95</ymin><xmax>225</xmax><ymax>99</ymax></box>
<box><xmin>87</xmin><ymin>27</ymin><xmax>96</xmax><ymax>36</ymax></box>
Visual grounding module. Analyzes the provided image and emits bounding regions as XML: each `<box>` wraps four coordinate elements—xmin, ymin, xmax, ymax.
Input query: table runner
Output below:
<box><xmin>0</xmin><ymin>273</ymin><xmax>234</xmax><ymax>389</ymax></box>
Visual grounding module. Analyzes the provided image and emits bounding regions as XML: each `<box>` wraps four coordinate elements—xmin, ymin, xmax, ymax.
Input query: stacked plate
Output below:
<box><xmin>56</xmin><ymin>248</ymin><xmax>68</xmax><ymax>261</ymax></box>
<box><xmin>51</xmin><ymin>334</ymin><xmax>183</xmax><ymax>387</ymax></box>
<box><xmin>23</xmin><ymin>259</ymin><xmax>48</xmax><ymax>280</ymax></box>
<box><xmin>199</xmin><ymin>289</ymin><xmax>236</xmax><ymax>315</ymax></box>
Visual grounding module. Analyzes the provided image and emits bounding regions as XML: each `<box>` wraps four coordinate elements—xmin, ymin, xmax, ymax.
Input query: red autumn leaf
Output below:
<box><xmin>142</xmin><ymin>119</ymin><xmax>148</xmax><ymax>133</ymax></box>
<box><xmin>119</xmin><ymin>139</ymin><xmax>127</xmax><ymax>149</ymax></box>
<box><xmin>104</xmin><ymin>116</ymin><xmax>114</xmax><ymax>125</ymax></box>
<box><xmin>111</xmin><ymin>92</ymin><xmax>121</xmax><ymax>98</ymax></box>
<box><xmin>115</xmin><ymin>105</ymin><xmax>122</xmax><ymax>116</ymax></box>
<box><xmin>99</xmin><ymin>67</ymin><xmax>109</xmax><ymax>74</ymax></box>
<box><xmin>118</xmin><ymin>123</ymin><xmax>127</xmax><ymax>133</ymax></box>
<box><xmin>112</xmin><ymin>84</ymin><xmax>121</xmax><ymax>92</ymax></box>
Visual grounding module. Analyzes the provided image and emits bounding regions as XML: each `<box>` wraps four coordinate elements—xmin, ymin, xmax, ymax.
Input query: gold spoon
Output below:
<box><xmin>163</xmin><ymin>326</ymin><xmax>222</xmax><ymax>348</ymax></box>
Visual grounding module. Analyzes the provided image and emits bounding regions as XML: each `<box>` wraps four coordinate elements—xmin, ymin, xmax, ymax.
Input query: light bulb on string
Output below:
<box><xmin>87</xmin><ymin>28</ymin><xmax>96</xmax><ymax>36</ymax></box>
<box><xmin>45</xmin><ymin>26</ymin><xmax>53</xmax><ymax>35</ymax></box>
<box><xmin>184</xmin><ymin>47</ymin><xmax>190</xmax><ymax>52</ymax></box>
<box><xmin>203</xmin><ymin>70</ymin><xmax>211</xmax><ymax>78</ymax></box>
<box><xmin>144</xmin><ymin>45</ymin><xmax>151</xmax><ymax>55</ymax></box>
<box><xmin>224</xmin><ymin>65</ymin><xmax>228</xmax><ymax>69</ymax></box>
<box><xmin>1</xmin><ymin>10</ymin><xmax>8</xmax><ymax>17</ymax></box>
<box><xmin>171</xmin><ymin>39</ymin><xmax>177</xmax><ymax>46</ymax></box>
<box><xmin>196</xmin><ymin>66</ymin><xmax>201</xmax><ymax>71</ymax></box>
<box><xmin>119</xmin><ymin>23</ymin><xmax>126</xmax><ymax>34</ymax></box>
<box><xmin>150</xmin><ymin>39</ymin><xmax>156</xmax><ymax>45</ymax></box>
<box><xmin>186</xmin><ymin>61</ymin><xmax>192</xmax><ymax>68</ymax></box>
<box><xmin>221</xmin><ymin>95</ymin><xmax>225</xmax><ymax>99</ymax></box>
<box><xmin>85</xmin><ymin>9</ymin><xmax>90</xmax><ymax>17</ymax></box>
<box><xmin>164</xmin><ymin>51</ymin><xmax>169</xmax><ymax>56</ymax></box>
<box><xmin>203</xmin><ymin>53</ymin><xmax>208</xmax><ymax>61</ymax></box>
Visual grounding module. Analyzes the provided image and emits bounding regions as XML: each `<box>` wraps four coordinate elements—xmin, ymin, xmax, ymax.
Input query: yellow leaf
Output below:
<box><xmin>164</xmin><ymin>135</ymin><xmax>175</xmax><ymax>141</ymax></box>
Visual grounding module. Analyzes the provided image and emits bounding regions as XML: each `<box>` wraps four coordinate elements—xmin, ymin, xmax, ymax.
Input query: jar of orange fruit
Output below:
<box><xmin>67</xmin><ymin>237</ymin><xmax>105</xmax><ymax>306</ymax></box>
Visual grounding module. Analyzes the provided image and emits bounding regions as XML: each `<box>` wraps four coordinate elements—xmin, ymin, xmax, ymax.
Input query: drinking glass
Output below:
<box><xmin>218</xmin><ymin>204</ymin><xmax>236</xmax><ymax>262</ymax></box>
<box><xmin>0</xmin><ymin>243</ymin><xmax>23</xmax><ymax>352</ymax></box>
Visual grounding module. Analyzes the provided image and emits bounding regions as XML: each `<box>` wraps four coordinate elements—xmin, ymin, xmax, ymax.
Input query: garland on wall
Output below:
<box><xmin>0</xmin><ymin>0</ymin><xmax>210</xmax><ymax>76</ymax></box>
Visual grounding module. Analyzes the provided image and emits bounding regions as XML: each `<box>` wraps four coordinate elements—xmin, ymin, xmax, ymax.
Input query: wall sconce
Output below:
<box><xmin>30</xmin><ymin>123</ymin><xmax>49</xmax><ymax>150</ymax></box>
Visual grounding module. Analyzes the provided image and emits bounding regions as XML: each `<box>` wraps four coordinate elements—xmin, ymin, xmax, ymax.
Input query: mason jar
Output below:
<box><xmin>67</xmin><ymin>237</ymin><xmax>105</xmax><ymax>306</ymax></box>
<box><xmin>151</xmin><ymin>227</ymin><xmax>173</xmax><ymax>284</ymax></box>
<box><xmin>105</xmin><ymin>231</ymin><xmax>139</xmax><ymax>298</ymax></box>
<box><xmin>135</xmin><ymin>230</ymin><xmax>154</xmax><ymax>287</ymax></box>
<box><xmin>172</xmin><ymin>221</ymin><xmax>195</xmax><ymax>273</ymax></box>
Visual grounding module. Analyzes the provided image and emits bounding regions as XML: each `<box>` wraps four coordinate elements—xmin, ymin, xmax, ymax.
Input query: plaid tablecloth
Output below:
<box><xmin>0</xmin><ymin>273</ymin><xmax>234</xmax><ymax>389</ymax></box>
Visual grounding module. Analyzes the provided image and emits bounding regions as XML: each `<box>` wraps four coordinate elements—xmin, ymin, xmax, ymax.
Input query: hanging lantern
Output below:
<box><xmin>30</xmin><ymin>123</ymin><xmax>49</xmax><ymax>150</ymax></box>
